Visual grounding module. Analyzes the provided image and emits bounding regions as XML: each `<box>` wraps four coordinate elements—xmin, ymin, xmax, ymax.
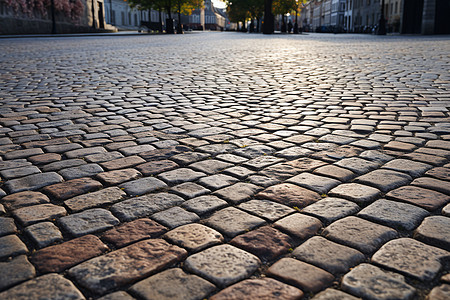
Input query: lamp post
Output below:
<box><xmin>377</xmin><ymin>0</ymin><xmax>386</xmax><ymax>35</ymax></box>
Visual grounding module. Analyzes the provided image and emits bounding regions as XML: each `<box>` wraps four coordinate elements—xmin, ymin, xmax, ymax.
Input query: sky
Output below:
<box><xmin>212</xmin><ymin>0</ymin><xmax>227</xmax><ymax>9</ymax></box>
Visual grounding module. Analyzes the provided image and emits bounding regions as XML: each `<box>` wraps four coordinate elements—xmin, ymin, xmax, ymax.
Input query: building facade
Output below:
<box><xmin>0</xmin><ymin>0</ymin><xmax>109</xmax><ymax>34</ymax></box>
<box><xmin>302</xmin><ymin>0</ymin><xmax>449</xmax><ymax>34</ymax></box>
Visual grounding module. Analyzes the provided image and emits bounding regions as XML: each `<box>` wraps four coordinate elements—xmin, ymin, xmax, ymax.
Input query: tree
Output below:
<box><xmin>128</xmin><ymin>0</ymin><xmax>202</xmax><ymax>33</ymax></box>
<box><xmin>272</xmin><ymin>0</ymin><xmax>296</xmax><ymax>32</ymax></box>
<box><xmin>226</xmin><ymin>0</ymin><xmax>250</xmax><ymax>31</ymax></box>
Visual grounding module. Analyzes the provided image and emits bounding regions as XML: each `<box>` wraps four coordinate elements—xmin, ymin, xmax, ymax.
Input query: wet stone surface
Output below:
<box><xmin>0</xmin><ymin>33</ymin><xmax>449</xmax><ymax>299</ymax></box>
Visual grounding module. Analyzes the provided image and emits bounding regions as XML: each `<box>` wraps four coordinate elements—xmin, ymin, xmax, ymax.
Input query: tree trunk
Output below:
<box><xmin>159</xmin><ymin>9</ymin><xmax>163</xmax><ymax>32</ymax></box>
<box><xmin>177</xmin><ymin>5</ymin><xmax>182</xmax><ymax>34</ymax></box>
<box><xmin>263</xmin><ymin>0</ymin><xmax>274</xmax><ymax>34</ymax></box>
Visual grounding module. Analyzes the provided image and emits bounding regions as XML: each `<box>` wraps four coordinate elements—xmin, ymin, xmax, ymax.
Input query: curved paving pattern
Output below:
<box><xmin>0</xmin><ymin>32</ymin><xmax>449</xmax><ymax>299</ymax></box>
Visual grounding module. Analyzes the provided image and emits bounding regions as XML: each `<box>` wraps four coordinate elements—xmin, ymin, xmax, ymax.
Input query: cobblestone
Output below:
<box><xmin>59</xmin><ymin>208</ymin><xmax>120</xmax><ymax>237</ymax></box>
<box><xmin>0</xmin><ymin>255</ymin><xmax>35</xmax><ymax>291</ymax></box>
<box><xmin>1</xmin><ymin>33</ymin><xmax>450</xmax><ymax>299</ymax></box>
<box><xmin>68</xmin><ymin>239</ymin><xmax>187</xmax><ymax>294</ymax></box>
<box><xmin>414</xmin><ymin>216</ymin><xmax>450</xmax><ymax>251</ymax></box>
<box><xmin>111</xmin><ymin>192</ymin><xmax>184</xmax><ymax>221</ymax></box>
<box><xmin>0</xmin><ymin>274</ymin><xmax>85</xmax><ymax>300</ymax></box>
<box><xmin>372</xmin><ymin>238</ymin><xmax>449</xmax><ymax>281</ymax></box>
<box><xmin>293</xmin><ymin>236</ymin><xmax>365</xmax><ymax>274</ymax></box>
<box><xmin>323</xmin><ymin>216</ymin><xmax>398</xmax><ymax>254</ymax></box>
<box><xmin>130</xmin><ymin>268</ymin><xmax>216</xmax><ymax>300</ymax></box>
<box><xmin>31</xmin><ymin>235</ymin><xmax>108</xmax><ymax>273</ymax></box>
<box><xmin>342</xmin><ymin>263</ymin><xmax>416</xmax><ymax>300</ymax></box>
<box><xmin>185</xmin><ymin>244</ymin><xmax>260</xmax><ymax>287</ymax></box>
<box><xmin>24</xmin><ymin>221</ymin><xmax>63</xmax><ymax>248</ymax></box>
<box><xmin>164</xmin><ymin>223</ymin><xmax>223</xmax><ymax>252</ymax></box>
<box><xmin>267</xmin><ymin>258</ymin><xmax>334</xmax><ymax>292</ymax></box>
<box><xmin>101</xmin><ymin>218</ymin><xmax>167</xmax><ymax>247</ymax></box>
<box><xmin>210</xmin><ymin>278</ymin><xmax>303</xmax><ymax>300</ymax></box>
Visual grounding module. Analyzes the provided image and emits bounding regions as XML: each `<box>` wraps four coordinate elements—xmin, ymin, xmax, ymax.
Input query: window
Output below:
<box><xmin>134</xmin><ymin>14</ymin><xmax>137</xmax><ymax>26</ymax></box>
<box><xmin>112</xmin><ymin>10</ymin><xmax>116</xmax><ymax>24</ymax></box>
<box><xmin>128</xmin><ymin>13</ymin><xmax>131</xmax><ymax>25</ymax></box>
<box><xmin>394</xmin><ymin>2</ymin><xmax>398</xmax><ymax>14</ymax></box>
<box><xmin>121</xmin><ymin>12</ymin><xmax>125</xmax><ymax>25</ymax></box>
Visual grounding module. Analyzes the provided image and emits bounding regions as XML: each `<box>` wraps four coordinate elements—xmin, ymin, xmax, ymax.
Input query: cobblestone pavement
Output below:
<box><xmin>0</xmin><ymin>32</ymin><xmax>449</xmax><ymax>299</ymax></box>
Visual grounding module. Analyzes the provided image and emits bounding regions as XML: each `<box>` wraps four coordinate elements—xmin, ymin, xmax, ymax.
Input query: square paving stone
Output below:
<box><xmin>130</xmin><ymin>268</ymin><xmax>216</xmax><ymax>300</ymax></box>
<box><xmin>355</xmin><ymin>169</ymin><xmax>412</xmax><ymax>193</ymax></box>
<box><xmin>189</xmin><ymin>159</ymin><xmax>234</xmax><ymax>174</ymax></box>
<box><xmin>111</xmin><ymin>192</ymin><xmax>184</xmax><ymax>221</ymax></box>
<box><xmin>292</xmin><ymin>236</ymin><xmax>365</xmax><ymax>274</ymax></box>
<box><xmin>24</xmin><ymin>222</ymin><xmax>63</xmax><ymax>248</ymax></box>
<box><xmin>136</xmin><ymin>160</ymin><xmax>179</xmax><ymax>176</ymax></box>
<box><xmin>151</xmin><ymin>207</ymin><xmax>200</xmax><ymax>229</ymax></box>
<box><xmin>210</xmin><ymin>278</ymin><xmax>303</xmax><ymax>300</ymax></box>
<box><xmin>119</xmin><ymin>177</ymin><xmax>167</xmax><ymax>196</ymax></box>
<box><xmin>358</xmin><ymin>199</ymin><xmax>429</xmax><ymax>231</ymax></box>
<box><xmin>328</xmin><ymin>183</ymin><xmax>381</xmax><ymax>205</ymax></box>
<box><xmin>386</xmin><ymin>186</ymin><xmax>450</xmax><ymax>211</ymax></box>
<box><xmin>267</xmin><ymin>258</ymin><xmax>334</xmax><ymax>293</ymax></box>
<box><xmin>64</xmin><ymin>187</ymin><xmax>126</xmax><ymax>212</ymax></box>
<box><xmin>31</xmin><ymin>235</ymin><xmax>109</xmax><ymax>273</ymax></box>
<box><xmin>312</xmin><ymin>288</ymin><xmax>359</xmax><ymax>300</ymax></box>
<box><xmin>198</xmin><ymin>174</ymin><xmax>240</xmax><ymax>190</ymax></box>
<box><xmin>171</xmin><ymin>152</ymin><xmax>210</xmax><ymax>165</ymax></box>
<box><xmin>206</xmin><ymin>207</ymin><xmax>266</xmax><ymax>238</ymax></box>
<box><xmin>238</xmin><ymin>199</ymin><xmax>295</xmax><ymax>221</ymax></box>
<box><xmin>342</xmin><ymin>263</ymin><xmax>416</xmax><ymax>300</ymax></box>
<box><xmin>247</xmin><ymin>174</ymin><xmax>281</xmax><ymax>187</ymax></box>
<box><xmin>59</xmin><ymin>208</ymin><xmax>120</xmax><ymax>237</ymax></box>
<box><xmin>213</xmin><ymin>183</ymin><xmax>262</xmax><ymax>204</ymax></box>
<box><xmin>230</xmin><ymin>226</ymin><xmax>292</xmax><ymax>261</ymax></box>
<box><xmin>257</xmin><ymin>183</ymin><xmax>322</xmax><ymax>209</ymax></box>
<box><xmin>274</xmin><ymin>213</ymin><xmax>322</xmax><ymax>239</ymax></box>
<box><xmin>427</xmin><ymin>284</ymin><xmax>450</xmax><ymax>300</ymax></box>
<box><xmin>302</xmin><ymin>197</ymin><xmax>360</xmax><ymax>224</ymax></box>
<box><xmin>313</xmin><ymin>165</ymin><xmax>355</xmax><ymax>182</ymax></box>
<box><xmin>181</xmin><ymin>195</ymin><xmax>228</xmax><ymax>215</ymax></box>
<box><xmin>414</xmin><ymin>216</ymin><xmax>450</xmax><ymax>251</ymax></box>
<box><xmin>101</xmin><ymin>218</ymin><xmax>167</xmax><ymax>248</ymax></box>
<box><xmin>158</xmin><ymin>168</ymin><xmax>206</xmax><ymax>184</ymax></box>
<box><xmin>164</xmin><ymin>223</ymin><xmax>224</xmax><ymax>252</ymax></box>
<box><xmin>96</xmin><ymin>168</ymin><xmax>142</xmax><ymax>185</ymax></box>
<box><xmin>223</xmin><ymin>166</ymin><xmax>255</xmax><ymax>179</ymax></box>
<box><xmin>372</xmin><ymin>238</ymin><xmax>450</xmax><ymax>281</ymax></box>
<box><xmin>68</xmin><ymin>239</ymin><xmax>187</xmax><ymax>295</ymax></box>
<box><xmin>0</xmin><ymin>274</ymin><xmax>84</xmax><ymax>300</ymax></box>
<box><xmin>0</xmin><ymin>217</ymin><xmax>16</xmax><ymax>236</ymax></box>
<box><xmin>5</xmin><ymin>172</ymin><xmax>63</xmax><ymax>193</ymax></box>
<box><xmin>42</xmin><ymin>177</ymin><xmax>103</xmax><ymax>201</ymax></box>
<box><xmin>382</xmin><ymin>159</ymin><xmax>432</xmax><ymax>177</ymax></box>
<box><xmin>334</xmin><ymin>157</ymin><xmax>380</xmax><ymax>175</ymax></box>
<box><xmin>97</xmin><ymin>291</ymin><xmax>135</xmax><ymax>300</ymax></box>
<box><xmin>411</xmin><ymin>177</ymin><xmax>450</xmax><ymax>195</ymax></box>
<box><xmin>0</xmin><ymin>166</ymin><xmax>41</xmax><ymax>180</ymax></box>
<box><xmin>185</xmin><ymin>244</ymin><xmax>260</xmax><ymax>287</ymax></box>
<box><xmin>100</xmin><ymin>156</ymin><xmax>146</xmax><ymax>171</ymax></box>
<box><xmin>59</xmin><ymin>164</ymin><xmax>104</xmax><ymax>180</ymax></box>
<box><xmin>425</xmin><ymin>167</ymin><xmax>450</xmax><ymax>181</ymax></box>
<box><xmin>0</xmin><ymin>255</ymin><xmax>35</xmax><ymax>291</ymax></box>
<box><xmin>323</xmin><ymin>216</ymin><xmax>398</xmax><ymax>254</ymax></box>
<box><xmin>171</xmin><ymin>182</ymin><xmax>211</xmax><ymax>198</ymax></box>
<box><xmin>243</xmin><ymin>155</ymin><xmax>284</xmax><ymax>170</ymax></box>
<box><xmin>0</xmin><ymin>234</ymin><xmax>28</xmax><ymax>259</ymax></box>
<box><xmin>13</xmin><ymin>203</ymin><xmax>67</xmax><ymax>226</ymax></box>
<box><xmin>1</xmin><ymin>191</ymin><xmax>50</xmax><ymax>211</ymax></box>
<box><xmin>287</xmin><ymin>172</ymin><xmax>341</xmax><ymax>194</ymax></box>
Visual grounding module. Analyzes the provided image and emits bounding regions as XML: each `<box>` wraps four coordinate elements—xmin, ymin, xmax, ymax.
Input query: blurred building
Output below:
<box><xmin>301</xmin><ymin>0</ymin><xmax>449</xmax><ymax>34</ymax></box>
<box><xmin>0</xmin><ymin>0</ymin><xmax>113</xmax><ymax>34</ymax></box>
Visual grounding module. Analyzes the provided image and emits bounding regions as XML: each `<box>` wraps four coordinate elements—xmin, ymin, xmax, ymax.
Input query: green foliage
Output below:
<box><xmin>272</xmin><ymin>0</ymin><xmax>296</xmax><ymax>15</ymax></box>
